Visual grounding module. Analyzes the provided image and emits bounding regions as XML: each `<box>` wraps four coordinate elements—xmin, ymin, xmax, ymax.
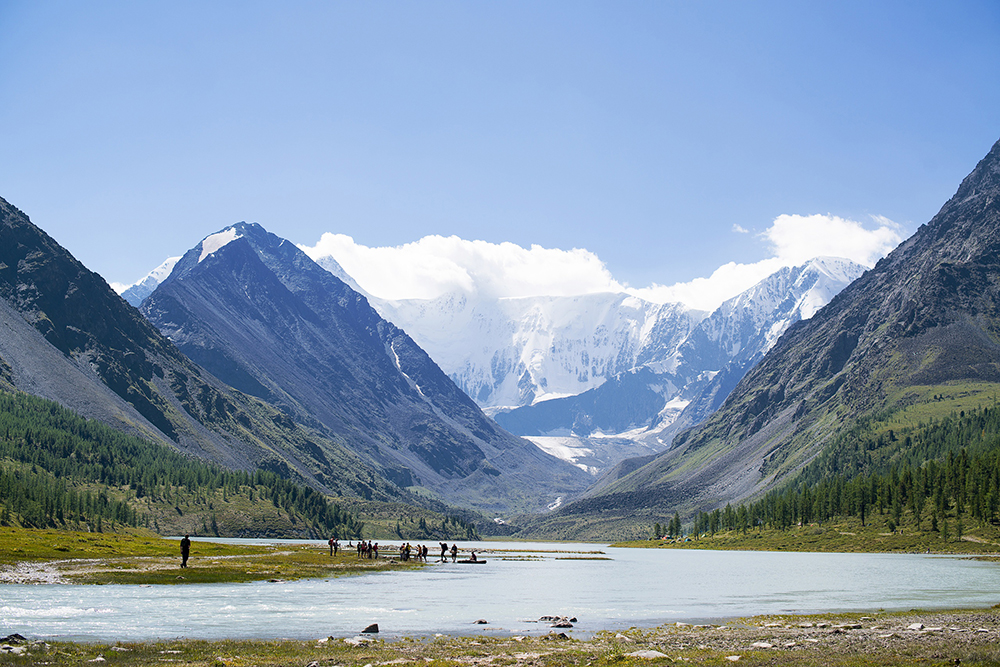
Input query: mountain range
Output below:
<box><xmin>57</xmin><ymin>135</ymin><xmax>1000</xmax><ymax>541</ymax></box>
<box><xmin>530</xmin><ymin>137</ymin><xmax>1000</xmax><ymax>538</ymax></box>
<box><xmin>123</xmin><ymin>237</ymin><xmax>866</xmax><ymax>482</ymax></box>
<box><xmin>0</xmin><ymin>198</ymin><xmax>589</xmax><ymax>522</ymax></box>
<box><xmin>0</xmin><ymin>197</ymin><xmax>400</xmax><ymax>504</ymax></box>
<box><xmin>139</xmin><ymin>223</ymin><xmax>590</xmax><ymax>513</ymax></box>
<box><xmin>490</xmin><ymin>258</ymin><xmax>864</xmax><ymax>449</ymax></box>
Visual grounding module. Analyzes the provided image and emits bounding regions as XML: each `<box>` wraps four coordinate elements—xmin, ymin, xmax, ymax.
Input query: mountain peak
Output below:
<box><xmin>198</xmin><ymin>227</ymin><xmax>245</xmax><ymax>262</ymax></box>
<box><xmin>952</xmin><ymin>137</ymin><xmax>1000</xmax><ymax>206</ymax></box>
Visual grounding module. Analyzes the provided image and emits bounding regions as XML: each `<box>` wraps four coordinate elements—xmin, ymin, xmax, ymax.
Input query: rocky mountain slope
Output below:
<box><xmin>140</xmin><ymin>223</ymin><xmax>590</xmax><ymax>513</ymax></box>
<box><xmin>0</xmin><ymin>196</ymin><xmax>401</xmax><ymax>502</ymax></box>
<box><xmin>539</xmin><ymin>137</ymin><xmax>1000</xmax><ymax>536</ymax></box>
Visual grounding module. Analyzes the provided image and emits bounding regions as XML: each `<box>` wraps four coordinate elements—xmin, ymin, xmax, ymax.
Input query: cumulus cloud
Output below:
<box><xmin>628</xmin><ymin>214</ymin><xmax>904</xmax><ymax>311</ymax></box>
<box><xmin>764</xmin><ymin>213</ymin><xmax>902</xmax><ymax>266</ymax></box>
<box><xmin>300</xmin><ymin>213</ymin><xmax>904</xmax><ymax>311</ymax></box>
<box><xmin>732</xmin><ymin>224</ymin><xmax>749</xmax><ymax>234</ymax></box>
<box><xmin>628</xmin><ymin>258</ymin><xmax>787</xmax><ymax>312</ymax></box>
<box><xmin>299</xmin><ymin>233</ymin><xmax>624</xmax><ymax>301</ymax></box>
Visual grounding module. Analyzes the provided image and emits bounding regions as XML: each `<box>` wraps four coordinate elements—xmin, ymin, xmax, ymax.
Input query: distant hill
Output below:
<box><xmin>522</xmin><ymin>137</ymin><xmax>1000</xmax><ymax>539</ymax></box>
<box><xmin>140</xmin><ymin>223</ymin><xmax>590</xmax><ymax>514</ymax></box>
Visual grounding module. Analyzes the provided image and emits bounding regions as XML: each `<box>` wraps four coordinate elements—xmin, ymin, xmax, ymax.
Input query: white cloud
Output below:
<box><xmin>628</xmin><ymin>259</ymin><xmax>786</xmax><ymax>312</ymax></box>
<box><xmin>763</xmin><ymin>213</ymin><xmax>902</xmax><ymax>266</ymax></box>
<box><xmin>299</xmin><ymin>233</ymin><xmax>624</xmax><ymax>301</ymax></box>
<box><xmin>300</xmin><ymin>213</ymin><xmax>904</xmax><ymax>311</ymax></box>
<box><xmin>732</xmin><ymin>224</ymin><xmax>749</xmax><ymax>234</ymax></box>
<box><xmin>627</xmin><ymin>214</ymin><xmax>903</xmax><ymax>311</ymax></box>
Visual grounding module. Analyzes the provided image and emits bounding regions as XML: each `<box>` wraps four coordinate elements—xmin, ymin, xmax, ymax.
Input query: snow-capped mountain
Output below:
<box><xmin>373</xmin><ymin>292</ymin><xmax>705</xmax><ymax>409</ymax></box>
<box><xmin>122</xmin><ymin>243</ymin><xmax>864</xmax><ymax>478</ymax></box>
<box><xmin>494</xmin><ymin>257</ymin><xmax>864</xmax><ymax>445</ymax></box>
<box><xmin>114</xmin><ymin>256</ymin><xmax>180</xmax><ymax>306</ymax></box>
<box><xmin>494</xmin><ymin>257</ymin><xmax>865</xmax><ymax>474</ymax></box>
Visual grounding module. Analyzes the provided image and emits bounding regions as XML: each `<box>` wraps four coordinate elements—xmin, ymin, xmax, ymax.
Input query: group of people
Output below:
<box><xmin>355</xmin><ymin>540</ymin><xmax>379</xmax><ymax>559</ymax></box>
<box><xmin>180</xmin><ymin>533</ymin><xmax>472</xmax><ymax>568</ymax></box>
<box><xmin>440</xmin><ymin>542</ymin><xmax>459</xmax><ymax>561</ymax></box>
<box><xmin>400</xmin><ymin>541</ymin><xmax>462</xmax><ymax>561</ymax></box>
<box><xmin>324</xmin><ymin>538</ymin><xmax>464</xmax><ymax>562</ymax></box>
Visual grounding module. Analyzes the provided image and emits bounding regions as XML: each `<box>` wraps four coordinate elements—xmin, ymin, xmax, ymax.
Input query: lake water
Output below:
<box><xmin>2</xmin><ymin>540</ymin><xmax>999</xmax><ymax>642</ymax></box>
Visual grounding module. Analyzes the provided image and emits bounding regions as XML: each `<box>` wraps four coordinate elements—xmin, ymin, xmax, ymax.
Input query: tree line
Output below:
<box><xmin>0</xmin><ymin>390</ymin><xmax>363</xmax><ymax>537</ymax></box>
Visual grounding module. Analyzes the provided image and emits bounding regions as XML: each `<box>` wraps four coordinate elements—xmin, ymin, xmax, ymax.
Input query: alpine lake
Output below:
<box><xmin>3</xmin><ymin>539</ymin><xmax>1000</xmax><ymax>643</ymax></box>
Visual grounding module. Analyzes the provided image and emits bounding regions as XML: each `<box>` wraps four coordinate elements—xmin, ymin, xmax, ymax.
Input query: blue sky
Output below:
<box><xmin>1</xmin><ymin>1</ymin><xmax>998</xmax><ymax>300</ymax></box>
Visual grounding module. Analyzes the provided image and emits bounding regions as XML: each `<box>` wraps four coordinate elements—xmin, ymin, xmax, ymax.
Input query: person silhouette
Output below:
<box><xmin>180</xmin><ymin>535</ymin><xmax>191</xmax><ymax>568</ymax></box>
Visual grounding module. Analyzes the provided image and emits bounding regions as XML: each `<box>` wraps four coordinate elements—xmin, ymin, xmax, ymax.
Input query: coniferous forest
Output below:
<box><xmin>0</xmin><ymin>390</ymin><xmax>364</xmax><ymax>538</ymax></box>
<box><xmin>684</xmin><ymin>406</ymin><xmax>1000</xmax><ymax>538</ymax></box>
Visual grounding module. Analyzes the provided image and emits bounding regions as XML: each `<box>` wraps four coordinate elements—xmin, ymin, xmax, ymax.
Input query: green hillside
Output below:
<box><xmin>0</xmin><ymin>389</ymin><xmax>363</xmax><ymax>537</ymax></box>
<box><xmin>0</xmin><ymin>389</ymin><xmax>488</xmax><ymax>541</ymax></box>
<box><xmin>628</xmin><ymin>396</ymin><xmax>1000</xmax><ymax>552</ymax></box>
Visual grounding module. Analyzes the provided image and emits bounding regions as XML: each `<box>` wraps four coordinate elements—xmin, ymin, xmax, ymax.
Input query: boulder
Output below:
<box><xmin>474</xmin><ymin>619</ymin><xmax>488</xmax><ymax>625</ymax></box>
<box><xmin>626</xmin><ymin>650</ymin><xmax>669</xmax><ymax>659</ymax></box>
<box><xmin>362</xmin><ymin>624</ymin><xmax>379</xmax><ymax>634</ymax></box>
<box><xmin>344</xmin><ymin>636</ymin><xmax>375</xmax><ymax>646</ymax></box>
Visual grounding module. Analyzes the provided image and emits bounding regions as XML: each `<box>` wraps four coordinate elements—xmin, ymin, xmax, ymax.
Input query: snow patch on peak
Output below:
<box><xmin>114</xmin><ymin>256</ymin><xmax>180</xmax><ymax>295</ymax></box>
<box><xmin>199</xmin><ymin>229</ymin><xmax>242</xmax><ymax>263</ymax></box>
<box><xmin>115</xmin><ymin>256</ymin><xmax>183</xmax><ymax>306</ymax></box>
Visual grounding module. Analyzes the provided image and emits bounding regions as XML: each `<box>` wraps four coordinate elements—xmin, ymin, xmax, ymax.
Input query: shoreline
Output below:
<box><xmin>3</xmin><ymin>606</ymin><xmax>999</xmax><ymax>666</ymax></box>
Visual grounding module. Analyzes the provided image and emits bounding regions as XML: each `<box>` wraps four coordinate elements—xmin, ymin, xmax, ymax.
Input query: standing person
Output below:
<box><xmin>440</xmin><ymin>542</ymin><xmax>448</xmax><ymax>562</ymax></box>
<box><xmin>333</xmin><ymin>538</ymin><xmax>339</xmax><ymax>556</ymax></box>
<box><xmin>328</xmin><ymin>537</ymin><xmax>334</xmax><ymax>556</ymax></box>
<box><xmin>180</xmin><ymin>535</ymin><xmax>191</xmax><ymax>568</ymax></box>
<box><xmin>450</xmin><ymin>543</ymin><xmax>458</xmax><ymax>562</ymax></box>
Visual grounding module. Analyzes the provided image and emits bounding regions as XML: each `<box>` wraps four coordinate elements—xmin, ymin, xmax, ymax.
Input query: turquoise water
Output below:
<box><xmin>2</xmin><ymin>541</ymin><xmax>998</xmax><ymax>641</ymax></box>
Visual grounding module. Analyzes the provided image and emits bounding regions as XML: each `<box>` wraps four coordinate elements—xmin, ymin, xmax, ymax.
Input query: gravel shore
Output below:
<box><xmin>3</xmin><ymin>607</ymin><xmax>999</xmax><ymax>666</ymax></box>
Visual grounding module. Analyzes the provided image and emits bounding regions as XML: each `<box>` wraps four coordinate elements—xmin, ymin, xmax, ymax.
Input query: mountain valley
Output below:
<box><xmin>5</xmin><ymin>137</ymin><xmax>1000</xmax><ymax>542</ymax></box>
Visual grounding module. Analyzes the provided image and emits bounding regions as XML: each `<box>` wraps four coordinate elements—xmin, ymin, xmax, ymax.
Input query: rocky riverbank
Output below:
<box><xmin>3</xmin><ymin>607</ymin><xmax>998</xmax><ymax>666</ymax></box>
